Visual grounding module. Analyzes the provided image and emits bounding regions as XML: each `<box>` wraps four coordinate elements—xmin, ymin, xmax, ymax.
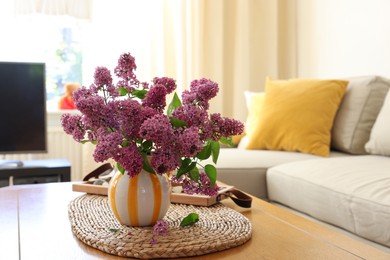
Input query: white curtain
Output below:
<box><xmin>163</xmin><ymin>0</ymin><xmax>298</xmax><ymax>120</ymax></box>
<box><xmin>14</xmin><ymin>0</ymin><xmax>92</xmax><ymax>19</ymax></box>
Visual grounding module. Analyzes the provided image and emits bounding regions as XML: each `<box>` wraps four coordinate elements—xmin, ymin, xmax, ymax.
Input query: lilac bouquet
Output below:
<box><xmin>61</xmin><ymin>52</ymin><xmax>243</xmax><ymax>195</ymax></box>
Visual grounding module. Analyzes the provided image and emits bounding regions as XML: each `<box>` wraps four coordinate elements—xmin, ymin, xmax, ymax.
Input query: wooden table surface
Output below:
<box><xmin>1</xmin><ymin>182</ymin><xmax>389</xmax><ymax>260</ymax></box>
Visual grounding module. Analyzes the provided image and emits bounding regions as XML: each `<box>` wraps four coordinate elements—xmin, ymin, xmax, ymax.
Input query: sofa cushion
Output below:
<box><xmin>365</xmin><ymin>90</ymin><xmax>390</xmax><ymax>156</ymax></box>
<box><xmin>267</xmin><ymin>155</ymin><xmax>390</xmax><ymax>247</ymax></box>
<box><xmin>331</xmin><ymin>75</ymin><xmax>390</xmax><ymax>154</ymax></box>
<box><xmin>213</xmin><ymin>148</ymin><xmax>347</xmax><ymax>198</ymax></box>
<box><xmin>246</xmin><ymin>77</ymin><xmax>348</xmax><ymax>157</ymax></box>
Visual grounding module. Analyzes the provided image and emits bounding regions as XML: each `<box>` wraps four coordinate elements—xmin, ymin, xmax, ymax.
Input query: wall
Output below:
<box><xmin>297</xmin><ymin>0</ymin><xmax>390</xmax><ymax>78</ymax></box>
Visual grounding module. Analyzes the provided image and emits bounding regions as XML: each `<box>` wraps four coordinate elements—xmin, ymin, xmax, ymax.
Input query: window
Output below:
<box><xmin>0</xmin><ymin>2</ymin><xmax>85</xmax><ymax>110</ymax></box>
<box><xmin>44</xmin><ymin>19</ymin><xmax>83</xmax><ymax>101</ymax></box>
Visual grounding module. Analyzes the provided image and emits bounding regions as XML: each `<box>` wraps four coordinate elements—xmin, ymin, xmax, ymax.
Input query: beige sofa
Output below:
<box><xmin>212</xmin><ymin>76</ymin><xmax>390</xmax><ymax>252</ymax></box>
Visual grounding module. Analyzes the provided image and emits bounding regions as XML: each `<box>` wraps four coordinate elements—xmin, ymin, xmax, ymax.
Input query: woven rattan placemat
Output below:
<box><xmin>68</xmin><ymin>194</ymin><xmax>252</xmax><ymax>259</ymax></box>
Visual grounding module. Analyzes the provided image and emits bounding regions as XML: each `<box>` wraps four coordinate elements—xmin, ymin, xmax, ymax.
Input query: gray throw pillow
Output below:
<box><xmin>331</xmin><ymin>75</ymin><xmax>390</xmax><ymax>154</ymax></box>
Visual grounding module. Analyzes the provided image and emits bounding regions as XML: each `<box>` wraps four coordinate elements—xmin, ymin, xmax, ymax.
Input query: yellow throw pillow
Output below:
<box><xmin>246</xmin><ymin>77</ymin><xmax>348</xmax><ymax>157</ymax></box>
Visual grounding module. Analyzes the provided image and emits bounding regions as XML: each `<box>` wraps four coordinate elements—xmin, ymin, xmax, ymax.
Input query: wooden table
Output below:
<box><xmin>1</xmin><ymin>182</ymin><xmax>389</xmax><ymax>260</ymax></box>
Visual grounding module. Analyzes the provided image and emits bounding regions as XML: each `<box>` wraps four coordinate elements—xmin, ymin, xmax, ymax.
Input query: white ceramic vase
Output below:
<box><xmin>108</xmin><ymin>169</ymin><xmax>171</xmax><ymax>227</ymax></box>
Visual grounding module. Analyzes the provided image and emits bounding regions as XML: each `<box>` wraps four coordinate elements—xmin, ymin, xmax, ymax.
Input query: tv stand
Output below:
<box><xmin>0</xmin><ymin>159</ymin><xmax>70</xmax><ymax>187</ymax></box>
<box><xmin>0</xmin><ymin>160</ymin><xmax>24</xmax><ymax>168</ymax></box>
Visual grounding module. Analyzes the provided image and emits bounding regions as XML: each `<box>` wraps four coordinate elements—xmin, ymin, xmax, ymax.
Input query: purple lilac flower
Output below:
<box><xmin>60</xmin><ymin>52</ymin><xmax>245</xmax><ymax>186</ymax></box>
<box><xmin>178</xmin><ymin>172</ymin><xmax>220</xmax><ymax>196</ymax></box>
<box><xmin>172</xmin><ymin>104</ymin><xmax>213</xmax><ymax>141</ymax></box>
<box><xmin>93</xmin><ymin>129</ymin><xmax>123</xmax><ymax>162</ymax></box>
<box><xmin>79</xmin><ymin>103</ymin><xmax>116</xmax><ymax>133</ymax></box>
<box><xmin>73</xmin><ymin>86</ymin><xmax>95</xmax><ymax>100</ymax></box>
<box><xmin>106</xmin><ymin>84</ymin><xmax>119</xmax><ymax>98</ymax></box>
<box><xmin>141</xmin><ymin>106</ymin><xmax>159</xmax><ymax>120</ymax></box>
<box><xmin>89</xmin><ymin>81</ymin><xmax>118</xmax><ymax>99</ymax></box>
<box><xmin>198</xmin><ymin>121</ymin><xmax>214</xmax><ymax>141</ymax></box>
<box><xmin>172</xmin><ymin>104</ymin><xmax>208</xmax><ymax>128</ymax></box>
<box><xmin>114</xmin><ymin>53</ymin><xmax>139</xmax><ymax>89</ymax></box>
<box><xmin>115</xmin><ymin>99</ymin><xmax>144</xmax><ymax>139</ymax></box>
<box><xmin>142</xmin><ymin>84</ymin><xmax>168</xmax><ymax>112</ymax></box>
<box><xmin>139</xmin><ymin>114</ymin><xmax>174</xmax><ymax>148</ymax></box>
<box><xmin>153</xmin><ymin>77</ymin><xmax>176</xmax><ymax>94</ymax></box>
<box><xmin>80</xmin><ymin>115</ymin><xmax>98</xmax><ymax>132</ymax></box>
<box><xmin>103</xmin><ymin>100</ymin><xmax>121</xmax><ymax>129</ymax></box>
<box><xmin>74</xmin><ymin>87</ymin><xmax>120</xmax><ymax>130</ymax></box>
<box><xmin>114</xmin><ymin>144</ymin><xmax>143</xmax><ymax>177</ymax></box>
<box><xmin>94</xmin><ymin>66</ymin><xmax>113</xmax><ymax>88</ymax></box>
<box><xmin>151</xmin><ymin>149</ymin><xmax>180</xmax><ymax>174</ymax></box>
<box><xmin>87</xmin><ymin>131</ymin><xmax>97</xmax><ymax>142</ymax></box>
<box><xmin>198</xmin><ymin>172</ymin><xmax>220</xmax><ymax>196</ymax></box>
<box><xmin>73</xmin><ymin>88</ymin><xmax>105</xmax><ymax>114</ymax></box>
<box><xmin>179</xmin><ymin>126</ymin><xmax>203</xmax><ymax>157</ymax></box>
<box><xmin>150</xmin><ymin>220</ymin><xmax>169</xmax><ymax>244</ymax></box>
<box><xmin>60</xmin><ymin>114</ymin><xmax>85</xmax><ymax>142</ymax></box>
<box><xmin>141</xmin><ymin>81</ymin><xmax>150</xmax><ymax>89</ymax></box>
<box><xmin>181</xmin><ymin>90</ymin><xmax>197</xmax><ymax>106</ymax></box>
<box><xmin>170</xmin><ymin>175</ymin><xmax>182</xmax><ymax>185</ymax></box>
<box><xmin>114</xmin><ymin>53</ymin><xmax>137</xmax><ymax>77</ymax></box>
<box><xmin>153</xmin><ymin>220</ymin><xmax>169</xmax><ymax>236</ymax></box>
<box><xmin>190</xmin><ymin>78</ymin><xmax>218</xmax><ymax>98</ymax></box>
<box><xmin>116</xmin><ymin>79</ymin><xmax>134</xmax><ymax>92</ymax></box>
<box><xmin>220</xmin><ymin>117</ymin><xmax>244</xmax><ymax>137</ymax></box>
<box><xmin>180</xmin><ymin>178</ymin><xmax>198</xmax><ymax>195</ymax></box>
<box><xmin>209</xmin><ymin>113</ymin><xmax>224</xmax><ymax>140</ymax></box>
<box><xmin>182</xmin><ymin>78</ymin><xmax>219</xmax><ymax>109</ymax></box>
<box><xmin>210</xmin><ymin>113</ymin><xmax>244</xmax><ymax>141</ymax></box>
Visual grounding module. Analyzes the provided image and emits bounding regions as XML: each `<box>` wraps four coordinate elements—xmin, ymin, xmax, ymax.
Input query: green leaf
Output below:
<box><xmin>167</xmin><ymin>92</ymin><xmax>182</xmax><ymax>116</ymax></box>
<box><xmin>118</xmin><ymin>87</ymin><xmax>128</xmax><ymax>96</ymax></box>
<box><xmin>117</xmin><ymin>162</ymin><xmax>125</xmax><ymax>174</ymax></box>
<box><xmin>121</xmin><ymin>139</ymin><xmax>128</xmax><ymax>147</ymax></box>
<box><xmin>196</xmin><ymin>142</ymin><xmax>212</xmax><ymax>160</ymax></box>
<box><xmin>176</xmin><ymin>158</ymin><xmax>191</xmax><ymax>176</ymax></box>
<box><xmin>170</xmin><ymin>117</ymin><xmax>187</xmax><ymax>128</ymax></box>
<box><xmin>176</xmin><ymin>161</ymin><xmax>196</xmax><ymax>178</ymax></box>
<box><xmin>141</xmin><ymin>140</ymin><xmax>153</xmax><ymax>152</ymax></box>
<box><xmin>204</xmin><ymin>164</ymin><xmax>217</xmax><ymax>187</ymax></box>
<box><xmin>131</xmin><ymin>89</ymin><xmax>148</xmax><ymax>99</ymax></box>
<box><xmin>142</xmin><ymin>154</ymin><xmax>155</xmax><ymax>174</ymax></box>
<box><xmin>219</xmin><ymin>136</ymin><xmax>234</xmax><ymax>147</ymax></box>
<box><xmin>109</xmin><ymin>228</ymin><xmax>120</xmax><ymax>233</ymax></box>
<box><xmin>211</xmin><ymin>141</ymin><xmax>220</xmax><ymax>164</ymax></box>
<box><xmin>189</xmin><ymin>167</ymin><xmax>199</xmax><ymax>182</ymax></box>
<box><xmin>80</xmin><ymin>139</ymin><xmax>90</xmax><ymax>144</ymax></box>
<box><xmin>180</xmin><ymin>213</ymin><xmax>199</xmax><ymax>227</ymax></box>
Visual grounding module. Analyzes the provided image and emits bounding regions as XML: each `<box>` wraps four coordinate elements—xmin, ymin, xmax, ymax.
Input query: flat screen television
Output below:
<box><xmin>0</xmin><ymin>61</ymin><xmax>47</xmax><ymax>155</ymax></box>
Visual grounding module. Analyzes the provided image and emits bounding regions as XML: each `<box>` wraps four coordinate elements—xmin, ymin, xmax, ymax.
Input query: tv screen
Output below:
<box><xmin>0</xmin><ymin>62</ymin><xmax>47</xmax><ymax>154</ymax></box>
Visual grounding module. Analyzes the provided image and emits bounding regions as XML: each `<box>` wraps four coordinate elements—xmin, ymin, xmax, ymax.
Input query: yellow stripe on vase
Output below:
<box><xmin>109</xmin><ymin>172</ymin><xmax>122</xmax><ymax>223</ymax></box>
<box><xmin>150</xmin><ymin>173</ymin><xmax>162</xmax><ymax>225</ymax></box>
<box><xmin>128</xmin><ymin>174</ymin><xmax>139</xmax><ymax>226</ymax></box>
